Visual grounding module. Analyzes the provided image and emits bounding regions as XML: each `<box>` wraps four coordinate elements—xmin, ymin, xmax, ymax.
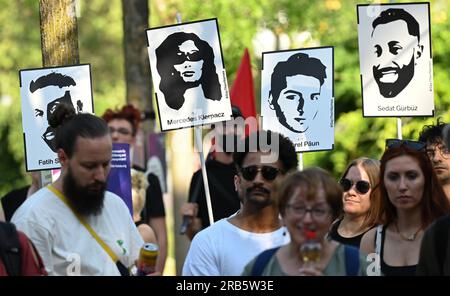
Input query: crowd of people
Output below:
<box><xmin>3</xmin><ymin>0</ymin><xmax>450</xmax><ymax>278</ymax></box>
<box><xmin>2</xmin><ymin>101</ymin><xmax>450</xmax><ymax>276</ymax></box>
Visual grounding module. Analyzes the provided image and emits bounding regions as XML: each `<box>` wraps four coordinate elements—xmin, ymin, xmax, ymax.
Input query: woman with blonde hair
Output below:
<box><xmin>131</xmin><ymin>170</ymin><xmax>156</xmax><ymax>244</ymax></box>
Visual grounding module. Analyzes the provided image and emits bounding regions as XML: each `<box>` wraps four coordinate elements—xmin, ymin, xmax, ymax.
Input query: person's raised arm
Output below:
<box><xmin>180</xmin><ymin>202</ymin><xmax>202</xmax><ymax>240</ymax></box>
<box><xmin>149</xmin><ymin>217</ymin><xmax>167</xmax><ymax>273</ymax></box>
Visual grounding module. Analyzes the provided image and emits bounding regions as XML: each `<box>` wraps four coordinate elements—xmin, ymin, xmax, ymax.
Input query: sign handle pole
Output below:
<box><xmin>298</xmin><ymin>153</ymin><xmax>303</xmax><ymax>171</ymax></box>
<box><xmin>194</xmin><ymin>127</ymin><xmax>215</xmax><ymax>226</ymax></box>
<box><xmin>397</xmin><ymin>118</ymin><xmax>402</xmax><ymax>140</ymax></box>
<box><xmin>176</xmin><ymin>12</ymin><xmax>215</xmax><ymax>226</ymax></box>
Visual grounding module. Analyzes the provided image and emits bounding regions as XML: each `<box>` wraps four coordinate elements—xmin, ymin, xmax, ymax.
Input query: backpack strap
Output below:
<box><xmin>435</xmin><ymin>215</ymin><xmax>450</xmax><ymax>274</ymax></box>
<box><xmin>344</xmin><ymin>245</ymin><xmax>360</xmax><ymax>276</ymax></box>
<box><xmin>0</xmin><ymin>222</ymin><xmax>21</xmax><ymax>276</ymax></box>
<box><xmin>251</xmin><ymin>247</ymin><xmax>280</xmax><ymax>276</ymax></box>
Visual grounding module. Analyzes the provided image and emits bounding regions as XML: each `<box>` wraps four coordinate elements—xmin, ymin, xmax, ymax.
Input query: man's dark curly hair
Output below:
<box><xmin>418</xmin><ymin>118</ymin><xmax>447</xmax><ymax>145</ymax></box>
<box><xmin>233</xmin><ymin>130</ymin><xmax>298</xmax><ymax>173</ymax></box>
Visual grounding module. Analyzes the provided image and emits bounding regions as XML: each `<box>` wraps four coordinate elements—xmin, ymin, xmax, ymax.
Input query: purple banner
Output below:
<box><xmin>107</xmin><ymin>143</ymin><xmax>132</xmax><ymax>216</ymax></box>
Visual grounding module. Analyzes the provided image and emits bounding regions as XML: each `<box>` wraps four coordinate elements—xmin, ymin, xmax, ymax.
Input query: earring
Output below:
<box><xmin>269</xmin><ymin>103</ymin><xmax>275</xmax><ymax>110</ymax></box>
<box><xmin>282</xmin><ymin>227</ymin><xmax>286</xmax><ymax>236</ymax></box>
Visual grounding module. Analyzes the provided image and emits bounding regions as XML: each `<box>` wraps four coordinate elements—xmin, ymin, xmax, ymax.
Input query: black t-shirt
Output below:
<box><xmin>143</xmin><ymin>173</ymin><xmax>166</xmax><ymax>219</ymax></box>
<box><xmin>188</xmin><ymin>158</ymin><xmax>240</xmax><ymax>229</ymax></box>
<box><xmin>328</xmin><ymin>219</ymin><xmax>366</xmax><ymax>248</ymax></box>
<box><xmin>1</xmin><ymin>186</ymin><xmax>29</xmax><ymax>222</ymax></box>
<box><xmin>132</xmin><ymin>165</ymin><xmax>166</xmax><ymax>221</ymax></box>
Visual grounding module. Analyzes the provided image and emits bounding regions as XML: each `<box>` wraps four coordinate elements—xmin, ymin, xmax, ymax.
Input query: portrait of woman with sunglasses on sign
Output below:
<box><xmin>242</xmin><ymin>168</ymin><xmax>369</xmax><ymax>276</ymax></box>
<box><xmin>360</xmin><ymin>139</ymin><xmax>450</xmax><ymax>276</ymax></box>
<box><xmin>328</xmin><ymin>158</ymin><xmax>380</xmax><ymax>248</ymax></box>
<box><xmin>155</xmin><ymin>32</ymin><xmax>221</xmax><ymax>111</ymax></box>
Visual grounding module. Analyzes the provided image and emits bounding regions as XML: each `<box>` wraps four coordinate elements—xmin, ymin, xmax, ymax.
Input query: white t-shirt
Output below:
<box><xmin>12</xmin><ymin>187</ymin><xmax>144</xmax><ymax>276</ymax></box>
<box><xmin>182</xmin><ymin>217</ymin><xmax>290</xmax><ymax>276</ymax></box>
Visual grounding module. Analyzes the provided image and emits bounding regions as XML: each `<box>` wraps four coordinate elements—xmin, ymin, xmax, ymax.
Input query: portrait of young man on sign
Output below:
<box><xmin>20</xmin><ymin>64</ymin><xmax>94</xmax><ymax>171</ymax></box>
<box><xmin>357</xmin><ymin>3</ymin><xmax>434</xmax><ymax>117</ymax></box>
<box><xmin>146</xmin><ymin>18</ymin><xmax>232</xmax><ymax>131</ymax></box>
<box><xmin>261</xmin><ymin>47</ymin><xmax>334</xmax><ymax>153</ymax></box>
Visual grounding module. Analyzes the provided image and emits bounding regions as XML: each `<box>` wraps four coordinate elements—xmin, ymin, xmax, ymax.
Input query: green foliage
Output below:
<box><xmin>0</xmin><ymin>0</ymin><xmax>41</xmax><ymax>196</ymax></box>
<box><xmin>79</xmin><ymin>0</ymin><xmax>126</xmax><ymax>114</ymax></box>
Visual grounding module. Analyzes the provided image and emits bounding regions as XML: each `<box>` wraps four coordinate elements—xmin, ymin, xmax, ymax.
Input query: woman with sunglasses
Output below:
<box><xmin>242</xmin><ymin>168</ymin><xmax>368</xmax><ymax>276</ymax></box>
<box><xmin>360</xmin><ymin>140</ymin><xmax>450</xmax><ymax>276</ymax></box>
<box><xmin>329</xmin><ymin>158</ymin><xmax>380</xmax><ymax>248</ymax></box>
<box><xmin>155</xmin><ymin>32</ymin><xmax>221</xmax><ymax>110</ymax></box>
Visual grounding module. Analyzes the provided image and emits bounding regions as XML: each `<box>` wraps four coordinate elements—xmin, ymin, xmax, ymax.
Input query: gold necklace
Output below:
<box><xmin>394</xmin><ymin>221</ymin><xmax>422</xmax><ymax>241</ymax></box>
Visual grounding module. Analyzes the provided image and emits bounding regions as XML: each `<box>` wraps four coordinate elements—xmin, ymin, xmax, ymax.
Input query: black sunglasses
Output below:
<box><xmin>385</xmin><ymin>139</ymin><xmax>426</xmax><ymax>151</ymax></box>
<box><xmin>340</xmin><ymin>178</ymin><xmax>371</xmax><ymax>195</ymax></box>
<box><xmin>240</xmin><ymin>166</ymin><xmax>280</xmax><ymax>181</ymax></box>
<box><xmin>175</xmin><ymin>51</ymin><xmax>202</xmax><ymax>64</ymax></box>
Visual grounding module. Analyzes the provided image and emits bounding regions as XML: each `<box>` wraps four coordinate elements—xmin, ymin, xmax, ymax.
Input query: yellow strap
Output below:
<box><xmin>47</xmin><ymin>185</ymin><xmax>119</xmax><ymax>263</ymax></box>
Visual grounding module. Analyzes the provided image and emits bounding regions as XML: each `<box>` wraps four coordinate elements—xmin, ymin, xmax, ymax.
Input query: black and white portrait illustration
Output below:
<box><xmin>20</xmin><ymin>64</ymin><xmax>94</xmax><ymax>171</ymax></box>
<box><xmin>358</xmin><ymin>3</ymin><xmax>434</xmax><ymax>117</ymax></box>
<box><xmin>155</xmin><ymin>32</ymin><xmax>221</xmax><ymax>110</ymax></box>
<box><xmin>147</xmin><ymin>19</ymin><xmax>232</xmax><ymax>131</ymax></box>
<box><xmin>261</xmin><ymin>47</ymin><xmax>334</xmax><ymax>152</ymax></box>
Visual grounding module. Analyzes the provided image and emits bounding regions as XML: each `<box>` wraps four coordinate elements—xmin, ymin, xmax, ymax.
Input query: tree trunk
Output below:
<box><xmin>39</xmin><ymin>0</ymin><xmax>79</xmax><ymax>67</ymax></box>
<box><xmin>121</xmin><ymin>0</ymin><xmax>153</xmax><ymax>188</ymax></box>
<box><xmin>38</xmin><ymin>0</ymin><xmax>79</xmax><ymax>188</ymax></box>
<box><xmin>121</xmin><ymin>0</ymin><xmax>153</xmax><ymax>124</ymax></box>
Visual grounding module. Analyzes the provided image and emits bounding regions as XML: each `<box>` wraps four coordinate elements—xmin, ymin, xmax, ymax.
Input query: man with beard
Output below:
<box><xmin>182</xmin><ymin>130</ymin><xmax>297</xmax><ymax>275</ymax></box>
<box><xmin>180</xmin><ymin>106</ymin><xmax>244</xmax><ymax>240</ymax></box>
<box><xmin>371</xmin><ymin>8</ymin><xmax>423</xmax><ymax>98</ymax></box>
<box><xmin>419</xmin><ymin>120</ymin><xmax>450</xmax><ymax>201</ymax></box>
<box><xmin>12</xmin><ymin>103</ymin><xmax>144</xmax><ymax>275</ymax></box>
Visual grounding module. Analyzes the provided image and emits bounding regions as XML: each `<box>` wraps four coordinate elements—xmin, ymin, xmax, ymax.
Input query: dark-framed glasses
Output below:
<box><xmin>385</xmin><ymin>139</ymin><xmax>426</xmax><ymax>151</ymax></box>
<box><xmin>426</xmin><ymin>144</ymin><xmax>450</xmax><ymax>160</ymax></box>
<box><xmin>339</xmin><ymin>178</ymin><xmax>371</xmax><ymax>195</ymax></box>
<box><xmin>240</xmin><ymin>165</ymin><xmax>280</xmax><ymax>181</ymax></box>
<box><xmin>109</xmin><ymin>127</ymin><xmax>132</xmax><ymax>136</ymax></box>
<box><xmin>286</xmin><ymin>204</ymin><xmax>330</xmax><ymax>220</ymax></box>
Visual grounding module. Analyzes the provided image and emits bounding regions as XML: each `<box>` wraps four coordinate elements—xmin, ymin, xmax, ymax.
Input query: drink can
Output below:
<box><xmin>137</xmin><ymin>243</ymin><xmax>158</xmax><ymax>276</ymax></box>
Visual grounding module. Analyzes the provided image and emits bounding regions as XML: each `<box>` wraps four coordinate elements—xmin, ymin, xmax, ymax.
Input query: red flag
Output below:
<box><xmin>230</xmin><ymin>48</ymin><xmax>256</xmax><ymax>119</ymax></box>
